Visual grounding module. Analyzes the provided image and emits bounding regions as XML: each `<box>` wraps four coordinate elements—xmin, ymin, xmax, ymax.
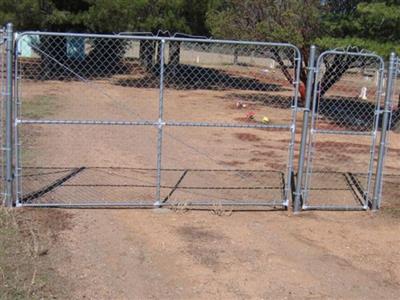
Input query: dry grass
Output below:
<box><xmin>0</xmin><ymin>208</ymin><xmax>70</xmax><ymax>299</ymax></box>
<box><xmin>21</xmin><ymin>94</ymin><xmax>59</xmax><ymax>120</ymax></box>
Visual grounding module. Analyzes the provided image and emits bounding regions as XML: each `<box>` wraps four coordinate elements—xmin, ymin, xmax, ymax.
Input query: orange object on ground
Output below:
<box><xmin>246</xmin><ymin>111</ymin><xmax>256</xmax><ymax>120</ymax></box>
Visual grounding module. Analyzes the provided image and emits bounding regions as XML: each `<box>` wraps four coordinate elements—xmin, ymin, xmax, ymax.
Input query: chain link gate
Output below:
<box><xmin>377</xmin><ymin>54</ymin><xmax>400</xmax><ymax>211</ymax></box>
<box><xmin>1</xmin><ymin>23</ymin><xmax>394</xmax><ymax>212</ymax></box>
<box><xmin>0</xmin><ymin>27</ymin><xmax>5</xmax><ymax>204</ymax></box>
<box><xmin>13</xmin><ymin>30</ymin><xmax>301</xmax><ymax>209</ymax></box>
<box><xmin>299</xmin><ymin>49</ymin><xmax>385</xmax><ymax>210</ymax></box>
<box><xmin>1</xmin><ymin>24</ymin><xmax>14</xmax><ymax>207</ymax></box>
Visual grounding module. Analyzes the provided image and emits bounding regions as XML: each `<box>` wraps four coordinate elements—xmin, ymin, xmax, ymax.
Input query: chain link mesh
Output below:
<box><xmin>0</xmin><ymin>28</ymin><xmax>5</xmax><ymax>205</ymax></box>
<box><xmin>302</xmin><ymin>51</ymin><xmax>384</xmax><ymax>209</ymax></box>
<box><xmin>1</xmin><ymin>30</ymin><xmax>394</xmax><ymax>210</ymax></box>
<box><xmin>15</xmin><ymin>33</ymin><xmax>300</xmax><ymax>208</ymax></box>
<box><xmin>381</xmin><ymin>57</ymin><xmax>400</xmax><ymax>210</ymax></box>
<box><xmin>161</xmin><ymin>41</ymin><xmax>298</xmax><ymax>207</ymax></box>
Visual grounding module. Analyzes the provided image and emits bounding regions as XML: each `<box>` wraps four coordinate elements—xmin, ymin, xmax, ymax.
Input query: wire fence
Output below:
<box><xmin>300</xmin><ymin>50</ymin><xmax>385</xmax><ymax>210</ymax></box>
<box><xmin>0</xmin><ymin>28</ymin><xmax>5</xmax><ymax>205</ymax></box>
<box><xmin>0</xmin><ymin>24</ymin><xmax>398</xmax><ymax>212</ymax></box>
<box><xmin>379</xmin><ymin>56</ymin><xmax>400</xmax><ymax>211</ymax></box>
<box><xmin>12</xmin><ymin>31</ymin><xmax>301</xmax><ymax>209</ymax></box>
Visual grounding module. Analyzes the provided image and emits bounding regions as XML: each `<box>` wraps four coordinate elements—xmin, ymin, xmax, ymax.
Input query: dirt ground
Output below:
<box><xmin>27</xmin><ymin>208</ymin><xmax>399</xmax><ymax>299</ymax></box>
<box><xmin>11</xmin><ymin>64</ymin><xmax>400</xmax><ymax>298</ymax></box>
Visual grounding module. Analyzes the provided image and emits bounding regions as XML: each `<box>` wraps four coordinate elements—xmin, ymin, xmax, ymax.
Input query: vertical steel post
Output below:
<box><xmin>293</xmin><ymin>45</ymin><xmax>317</xmax><ymax>213</ymax></box>
<box><xmin>364</xmin><ymin>61</ymin><xmax>384</xmax><ymax>209</ymax></box>
<box><xmin>4</xmin><ymin>23</ymin><xmax>13</xmax><ymax>207</ymax></box>
<box><xmin>14</xmin><ymin>34</ymin><xmax>21</xmax><ymax>207</ymax></box>
<box><xmin>284</xmin><ymin>51</ymin><xmax>302</xmax><ymax>208</ymax></box>
<box><xmin>372</xmin><ymin>52</ymin><xmax>396</xmax><ymax>211</ymax></box>
<box><xmin>155</xmin><ymin>40</ymin><xmax>165</xmax><ymax>206</ymax></box>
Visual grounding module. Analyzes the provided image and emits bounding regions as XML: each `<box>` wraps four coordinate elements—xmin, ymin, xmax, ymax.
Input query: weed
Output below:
<box><xmin>0</xmin><ymin>208</ymin><xmax>69</xmax><ymax>299</ymax></box>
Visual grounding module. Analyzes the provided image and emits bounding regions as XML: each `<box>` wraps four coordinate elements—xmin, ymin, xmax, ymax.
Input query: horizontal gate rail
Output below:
<box><xmin>312</xmin><ymin>129</ymin><xmax>373</xmax><ymax>136</ymax></box>
<box><xmin>18</xmin><ymin>119</ymin><xmax>291</xmax><ymax>129</ymax></box>
<box><xmin>20</xmin><ymin>201</ymin><xmax>287</xmax><ymax>209</ymax></box>
<box><xmin>16</xmin><ymin>30</ymin><xmax>302</xmax><ymax>48</ymax></box>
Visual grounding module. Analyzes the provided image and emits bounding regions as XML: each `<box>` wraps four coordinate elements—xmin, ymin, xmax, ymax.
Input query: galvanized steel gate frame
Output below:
<box><xmin>9</xmin><ymin>27</ymin><xmax>302</xmax><ymax>209</ymax></box>
<box><xmin>307</xmin><ymin>50</ymin><xmax>383</xmax><ymax>211</ymax></box>
<box><xmin>294</xmin><ymin>47</ymin><xmax>396</xmax><ymax>212</ymax></box>
<box><xmin>372</xmin><ymin>54</ymin><xmax>399</xmax><ymax>210</ymax></box>
<box><xmin>1</xmin><ymin>23</ymin><xmax>397</xmax><ymax>212</ymax></box>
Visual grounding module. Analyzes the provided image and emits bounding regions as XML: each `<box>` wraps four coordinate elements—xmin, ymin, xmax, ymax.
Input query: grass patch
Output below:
<box><xmin>0</xmin><ymin>208</ymin><xmax>71</xmax><ymax>299</ymax></box>
<box><xmin>22</xmin><ymin>95</ymin><xmax>59</xmax><ymax>119</ymax></box>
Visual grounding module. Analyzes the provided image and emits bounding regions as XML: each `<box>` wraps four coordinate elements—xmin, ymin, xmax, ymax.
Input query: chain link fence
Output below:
<box><xmin>12</xmin><ymin>31</ymin><xmax>301</xmax><ymax>209</ymax></box>
<box><xmin>300</xmin><ymin>50</ymin><xmax>385</xmax><ymax>210</ymax></box>
<box><xmin>0</xmin><ymin>27</ymin><xmax>5</xmax><ymax>205</ymax></box>
<box><xmin>380</xmin><ymin>56</ymin><xmax>400</xmax><ymax>212</ymax></box>
<box><xmin>1</xmin><ymin>24</ymin><xmax>396</xmax><ymax>212</ymax></box>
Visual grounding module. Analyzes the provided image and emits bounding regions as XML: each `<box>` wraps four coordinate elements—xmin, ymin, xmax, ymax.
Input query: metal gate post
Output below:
<box><xmin>293</xmin><ymin>45</ymin><xmax>316</xmax><ymax>213</ymax></box>
<box><xmin>4</xmin><ymin>23</ymin><xmax>14</xmax><ymax>207</ymax></box>
<box><xmin>372</xmin><ymin>52</ymin><xmax>397</xmax><ymax>211</ymax></box>
<box><xmin>155</xmin><ymin>39</ymin><xmax>166</xmax><ymax>206</ymax></box>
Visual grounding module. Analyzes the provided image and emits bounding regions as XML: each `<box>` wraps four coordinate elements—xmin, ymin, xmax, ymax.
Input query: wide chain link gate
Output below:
<box><xmin>1</xmin><ymin>23</ymin><xmax>396</xmax><ymax>212</ymax></box>
<box><xmin>12</xmin><ymin>30</ymin><xmax>301</xmax><ymax>209</ymax></box>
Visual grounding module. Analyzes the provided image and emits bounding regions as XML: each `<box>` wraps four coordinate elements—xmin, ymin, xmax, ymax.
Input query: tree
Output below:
<box><xmin>0</xmin><ymin>0</ymin><xmax>90</xmax><ymax>31</ymax></box>
<box><xmin>322</xmin><ymin>0</ymin><xmax>365</xmax><ymax>14</ymax></box>
<box><xmin>206</xmin><ymin>0</ymin><xmax>400</xmax><ymax>101</ymax></box>
<box><xmin>0</xmin><ymin>1</ymin><xmax>94</xmax><ymax>79</ymax></box>
<box><xmin>0</xmin><ymin>0</ymin><xmax>212</xmax><ymax>75</ymax></box>
<box><xmin>0</xmin><ymin>0</ymin><xmax>43</xmax><ymax>29</ymax></box>
<box><xmin>85</xmin><ymin>0</ymin><xmax>210</xmax><ymax>68</ymax></box>
<box><xmin>318</xmin><ymin>1</ymin><xmax>400</xmax><ymax>58</ymax></box>
<box><xmin>206</xmin><ymin>0</ymin><xmax>322</xmax><ymax>100</ymax></box>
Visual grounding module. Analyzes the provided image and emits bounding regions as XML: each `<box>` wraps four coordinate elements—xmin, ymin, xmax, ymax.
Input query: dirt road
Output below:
<box><xmin>47</xmin><ymin>209</ymin><xmax>400</xmax><ymax>299</ymax></box>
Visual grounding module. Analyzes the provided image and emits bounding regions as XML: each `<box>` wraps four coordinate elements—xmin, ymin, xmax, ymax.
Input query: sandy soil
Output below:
<box><xmin>47</xmin><ymin>209</ymin><xmax>400</xmax><ymax>299</ymax></box>
<box><xmin>16</xmin><ymin>71</ymin><xmax>400</xmax><ymax>298</ymax></box>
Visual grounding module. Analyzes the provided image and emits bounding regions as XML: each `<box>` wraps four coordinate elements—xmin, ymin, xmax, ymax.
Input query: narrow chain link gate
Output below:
<box><xmin>0</xmin><ymin>27</ymin><xmax>5</xmax><ymax>204</ymax></box>
<box><xmin>1</xmin><ymin>24</ymin><xmax>14</xmax><ymax>207</ymax></box>
<box><xmin>13</xmin><ymin>31</ymin><xmax>301</xmax><ymax>208</ymax></box>
<box><xmin>376</xmin><ymin>54</ymin><xmax>400</xmax><ymax>210</ymax></box>
<box><xmin>301</xmin><ymin>50</ymin><xmax>385</xmax><ymax>210</ymax></box>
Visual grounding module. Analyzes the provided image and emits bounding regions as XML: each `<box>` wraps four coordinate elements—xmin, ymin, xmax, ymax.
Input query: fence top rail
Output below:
<box><xmin>317</xmin><ymin>49</ymin><xmax>385</xmax><ymax>69</ymax></box>
<box><xmin>14</xmin><ymin>31</ymin><xmax>301</xmax><ymax>59</ymax></box>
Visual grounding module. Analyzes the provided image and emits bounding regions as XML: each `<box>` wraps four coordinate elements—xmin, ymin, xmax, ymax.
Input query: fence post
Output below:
<box><xmin>293</xmin><ymin>45</ymin><xmax>317</xmax><ymax>213</ymax></box>
<box><xmin>154</xmin><ymin>39</ymin><xmax>165</xmax><ymax>206</ymax></box>
<box><xmin>372</xmin><ymin>52</ymin><xmax>397</xmax><ymax>211</ymax></box>
<box><xmin>4</xmin><ymin>23</ymin><xmax>14</xmax><ymax>207</ymax></box>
